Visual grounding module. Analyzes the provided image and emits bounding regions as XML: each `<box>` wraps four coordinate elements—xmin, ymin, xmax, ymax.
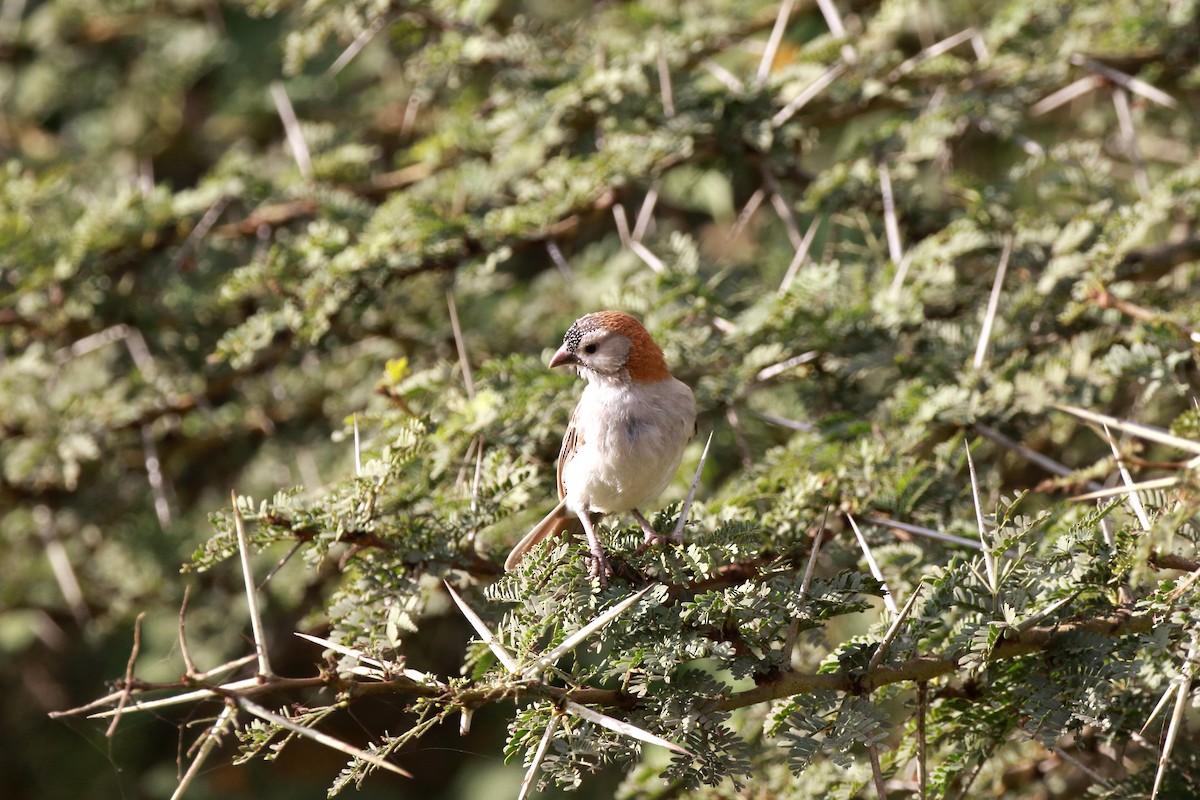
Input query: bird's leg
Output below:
<box><xmin>577</xmin><ymin>511</ymin><xmax>611</xmax><ymax>585</ymax></box>
<box><xmin>633</xmin><ymin>508</ymin><xmax>680</xmax><ymax>546</ymax></box>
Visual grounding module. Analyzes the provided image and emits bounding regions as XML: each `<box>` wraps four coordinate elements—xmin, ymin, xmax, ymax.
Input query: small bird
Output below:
<box><xmin>504</xmin><ymin>311</ymin><xmax>697</xmax><ymax>583</ymax></box>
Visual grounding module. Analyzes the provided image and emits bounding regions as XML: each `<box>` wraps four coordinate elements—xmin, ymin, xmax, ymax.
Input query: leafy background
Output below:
<box><xmin>4</xmin><ymin>1</ymin><xmax>1200</xmax><ymax>798</ymax></box>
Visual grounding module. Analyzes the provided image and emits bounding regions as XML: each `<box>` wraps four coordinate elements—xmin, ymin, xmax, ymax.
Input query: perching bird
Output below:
<box><xmin>504</xmin><ymin>311</ymin><xmax>697</xmax><ymax>583</ymax></box>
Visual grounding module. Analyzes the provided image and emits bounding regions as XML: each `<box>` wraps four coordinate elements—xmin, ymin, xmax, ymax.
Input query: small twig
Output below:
<box><xmin>1069</xmin><ymin>53</ymin><xmax>1178</xmax><ymax>109</ymax></box>
<box><xmin>455</xmin><ymin>435</ymin><xmax>480</xmax><ymax>491</ymax></box>
<box><xmin>295</xmin><ymin>631</ymin><xmax>447</xmax><ymax>687</ymax></box>
<box><xmin>785</xmin><ymin>522</ymin><xmax>827</xmax><ymax>659</ymax></box>
<box><xmin>756</xmin><ymin>0</ymin><xmax>796</xmax><ymax>85</ymax></box>
<box><xmin>798</xmin><ymin>523</ymin><xmax>826</xmax><ymax>602</ymax></box>
<box><xmin>168</xmin><ymin>196</ymin><xmax>231</xmax><ymax>271</ymax></box>
<box><xmin>67</xmin><ymin>672</ymin><xmax>257</xmax><ymax>720</ymax></box>
<box><xmin>669</xmin><ymin>431</ymin><xmax>714</xmax><ymax>543</ymax></box>
<box><xmin>632</xmin><ymin>187</ymin><xmax>658</xmax><ymax>242</ymax></box>
<box><xmin>546</xmin><ymin>240</ymin><xmax>573</xmax><ymax>282</ymax></box>
<box><xmin>235</xmin><ymin>695</ymin><xmax>413</xmax><ymax>779</ymax></box>
<box><xmin>747</xmin><ymin>409</ymin><xmax>814</xmax><ymax>432</ymax></box>
<box><xmin>778</xmin><ymin>215</ymin><xmax>823</xmax><ymax>294</ymax></box>
<box><xmin>629</xmin><ymin>239</ymin><xmax>666</xmax><ymax>273</ymax></box>
<box><xmin>270</xmin><ymin>81</ymin><xmax>313</xmax><ymax>181</ymax></box>
<box><xmin>972</xmin><ymin>236</ymin><xmax>1013</xmax><ymax>370</ymax></box>
<box><xmin>446</xmin><ymin>290</ymin><xmax>476</xmax><ymax>400</ymax></box>
<box><xmin>192</xmin><ymin>654</ymin><xmax>260</xmax><ymax>683</ymax></box>
<box><xmin>728</xmin><ymin>187</ymin><xmax>766</xmax><ymax>241</ymax></box>
<box><xmin>771</xmin><ymin>64</ymin><xmax>846</xmax><ymax>127</ymax></box>
<box><xmin>879</xmin><ymin>162</ymin><xmax>903</xmax><ymax>265</ymax></box>
<box><xmin>863</xmin><ymin>515</ymin><xmax>981</xmax><ymax>550</ymax></box>
<box><xmin>56</xmin><ymin>324</ymin><xmax>131</xmax><ymax>363</ymax></box>
<box><xmin>1052</xmin><ymin>404</ymin><xmax>1200</xmax><ymax>457</ymax></box>
<box><xmin>753</xmin><ymin>350</ymin><xmax>820</xmax><ymax>383</ymax></box>
<box><xmin>867</xmin><ymin>738</ymin><xmax>888</xmax><ymax>799</ymax></box>
<box><xmin>400</xmin><ymin>95</ymin><xmax>421</xmax><ymax>137</ymax></box>
<box><xmin>459</xmin><ymin>708</ymin><xmax>473</xmax><ymax>737</ymax></box>
<box><xmin>1164</xmin><ymin>564</ymin><xmax>1200</xmax><ymax>605</ymax></box>
<box><xmin>34</xmin><ymin>505</ymin><xmax>90</xmax><ymax>627</ymax></box>
<box><xmin>232</xmin><ymin>492</ymin><xmax>273</xmax><ymax>678</ymax></box>
<box><xmin>814</xmin><ymin>0</ymin><xmax>856</xmax><ymax>63</ymax></box>
<box><xmin>1030</xmin><ymin>75</ymin><xmax>1104</xmax><ymax>116</ymax></box>
<box><xmin>444</xmin><ymin>581</ymin><xmax>520</xmax><ymax>673</ymax></box>
<box><xmin>1141</xmin><ymin>670</ymin><xmax>1180</xmax><ymax>737</ymax></box>
<box><xmin>1115</xmin><ymin>237</ymin><xmax>1200</xmax><ymax>281</ymax></box>
<box><xmin>178</xmin><ymin>586</ymin><xmax>199</xmax><ymax>677</ymax></box>
<box><xmin>142</xmin><ymin>424</ymin><xmax>174</xmax><ymax>529</ymax></box>
<box><xmin>889</xmin><ymin>252</ymin><xmax>913</xmax><ymax>295</ymax></box>
<box><xmin>848</xmin><ymin>514</ymin><xmax>898</xmax><ymax>617</ymax></box>
<box><xmin>524</xmin><ymin>586</ymin><xmax>654</xmax><ymax>678</ymax></box>
<box><xmin>326</xmin><ymin>15</ymin><xmax>388</xmax><ymax>77</ymax></box>
<box><xmin>108</xmin><ymin>612</ymin><xmax>147</xmax><ymax>738</ymax></box>
<box><xmin>867</xmin><ymin>584</ymin><xmax>924</xmax><ymax>673</ymax></box>
<box><xmin>137</xmin><ymin>157</ymin><xmax>154</xmax><ymax>197</ymax></box>
<box><xmin>470</xmin><ymin>436</ymin><xmax>485</xmax><ymax>512</ymax></box>
<box><xmin>916</xmin><ymin>681</ymin><xmax>928</xmax><ymax>800</ymax></box>
<box><xmin>563</xmin><ymin>700</ymin><xmax>692</xmax><ymax>756</ymax></box>
<box><xmin>965</xmin><ymin>442</ymin><xmax>998</xmax><ymax>595</ymax></box>
<box><xmin>657</xmin><ymin>39</ymin><xmax>675</xmax><ymax>118</ymax></box>
<box><xmin>257</xmin><ymin>539</ymin><xmax>306</xmax><ymax>591</ymax></box>
<box><xmin>763</xmin><ymin>171</ymin><xmax>804</xmax><ymax>249</ymax></box>
<box><xmin>973</xmin><ymin>422</ymin><xmax>1104</xmax><ymax>492</ymax></box>
<box><xmin>518</xmin><ymin>710</ymin><xmax>560</xmax><ymax>800</ymax></box>
<box><xmin>1050</xmin><ymin>745</ymin><xmax>1110</xmax><ymax>788</ymax></box>
<box><xmin>887</xmin><ymin>28</ymin><xmax>977</xmax><ymax>81</ymax></box>
<box><xmin>1088</xmin><ymin>287</ymin><xmax>1198</xmax><ymax>341</ymax></box>
<box><xmin>170</xmin><ymin>703</ymin><xmax>238</xmax><ymax>800</ymax></box>
<box><xmin>1101</xmin><ymin>424</ymin><xmax>1152</xmax><ymax>532</ymax></box>
<box><xmin>1151</xmin><ymin>637</ymin><xmax>1198</xmax><ymax>799</ymax></box>
<box><xmin>352</xmin><ymin>414</ymin><xmax>362</xmax><ymax>477</ymax></box>
<box><xmin>1149</xmin><ymin>551</ymin><xmax>1200</xmax><ymax>573</ymax></box>
<box><xmin>612</xmin><ymin>203</ymin><xmax>631</xmax><ymax>246</ymax></box>
<box><xmin>970</xmin><ymin>32</ymin><xmax>989</xmax><ymax>62</ymax></box>
<box><xmin>703</xmin><ymin>60</ymin><xmax>744</xmax><ymax>92</ymax></box>
<box><xmin>1112</xmin><ymin>87</ymin><xmax>1150</xmax><ymax>199</ymax></box>
<box><xmin>1013</xmin><ymin>594</ymin><xmax>1075</xmax><ymax>634</ymax></box>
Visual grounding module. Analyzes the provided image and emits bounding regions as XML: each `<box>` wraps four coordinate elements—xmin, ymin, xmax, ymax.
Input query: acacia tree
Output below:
<box><xmin>8</xmin><ymin>1</ymin><xmax>1200</xmax><ymax>798</ymax></box>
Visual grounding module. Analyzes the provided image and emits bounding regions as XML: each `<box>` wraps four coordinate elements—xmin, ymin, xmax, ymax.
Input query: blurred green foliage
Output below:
<box><xmin>4</xmin><ymin>0</ymin><xmax>1200</xmax><ymax>798</ymax></box>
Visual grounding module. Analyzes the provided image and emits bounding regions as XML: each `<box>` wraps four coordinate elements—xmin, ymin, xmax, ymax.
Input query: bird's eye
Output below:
<box><xmin>583</xmin><ymin>343</ymin><xmax>598</xmax><ymax>354</ymax></box>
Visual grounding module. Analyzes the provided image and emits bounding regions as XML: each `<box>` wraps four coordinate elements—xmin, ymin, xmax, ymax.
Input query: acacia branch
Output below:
<box><xmin>1115</xmin><ymin>236</ymin><xmax>1200</xmax><ymax>281</ymax></box>
<box><xmin>53</xmin><ymin>608</ymin><xmax>1157</xmax><ymax>725</ymax></box>
<box><xmin>720</xmin><ymin>609</ymin><xmax>1155</xmax><ymax>710</ymax></box>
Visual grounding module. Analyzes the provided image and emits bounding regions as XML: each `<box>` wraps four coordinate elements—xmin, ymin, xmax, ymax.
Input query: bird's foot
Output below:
<box><xmin>634</xmin><ymin>509</ymin><xmax>682</xmax><ymax>547</ymax></box>
<box><xmin>577</xmin><ymin>512</ymin><xmax>612</xmax><ymax>587</ymax></box>
<box><xmin>641</xmin><ymin>530</ymin><xmax>681</xmax><ymax>547</ymax></box>
<box><xmin>587</xmin><ymin>548</ymin><xmax>612</xmax><ymax>586</ymax></box>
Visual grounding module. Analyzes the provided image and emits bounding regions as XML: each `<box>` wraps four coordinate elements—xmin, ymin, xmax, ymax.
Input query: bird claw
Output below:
<box><xmin>587</xmin><ymin>550</ymin><xmax>612</xmax><ymax>586</ymax></box>
<box><xmin>577</xmin><ymin>512</ymin><xmax>612</xmax><ymax>587</ymax></box>
<box><xmin>642</xmin><ymin>530</ymin><xmax>683</xmax><ymax>547</ymax></box>
<box><xmin>634</xmin><ymin>509</ymin><xmax>681</xmax><ymax>547</ymax></box>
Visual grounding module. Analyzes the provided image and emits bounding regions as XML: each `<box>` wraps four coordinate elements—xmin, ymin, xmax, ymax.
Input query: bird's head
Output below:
<box><xmin>549</xmin><ymin>311</ymin><xmax>671</xmax><ymax>384</ymax></box>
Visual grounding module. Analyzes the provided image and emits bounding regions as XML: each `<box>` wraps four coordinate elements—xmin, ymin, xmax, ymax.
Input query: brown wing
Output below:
<box><xmin>555</xmin><ymin>405</ymin><xmax>583</xmax><ymax>500</ymax></box>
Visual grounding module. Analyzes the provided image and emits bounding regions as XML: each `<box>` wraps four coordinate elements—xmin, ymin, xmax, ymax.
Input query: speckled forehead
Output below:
<box><xmin>561</xmin><ymin>318</ymin><xmax>592</xmax><ymax>353</ymax></box>
<box><xmin>561</xmin><ymin>311</ymin><xmax>646</xmax><ymax>352</ymax></box>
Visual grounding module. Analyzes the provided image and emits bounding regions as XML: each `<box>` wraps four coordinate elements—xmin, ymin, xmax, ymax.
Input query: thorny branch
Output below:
<box><xmin>53</xmin><ymin>603</ymin><xmax>1158</xmax><ymax>725</ymax></box>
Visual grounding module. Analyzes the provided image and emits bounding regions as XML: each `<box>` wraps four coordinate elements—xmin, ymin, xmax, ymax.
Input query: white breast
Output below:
<box><xmin>561</xmin><ymin>377</ymin><xmax>696</xmax><ymax>516</ymax></box>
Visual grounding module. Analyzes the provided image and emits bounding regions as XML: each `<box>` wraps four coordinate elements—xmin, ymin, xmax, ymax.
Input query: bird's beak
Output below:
<box><xmin>548</xmin><ymin>344</ymin><xmax>578</xmax><ymax>368</ymax></box>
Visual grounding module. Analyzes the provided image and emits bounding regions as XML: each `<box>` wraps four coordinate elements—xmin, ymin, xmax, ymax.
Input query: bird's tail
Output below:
<box><xmin>504</xmin><ymin>500</ymin><xmax>580</xmax><ymax>571</ymax></box>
